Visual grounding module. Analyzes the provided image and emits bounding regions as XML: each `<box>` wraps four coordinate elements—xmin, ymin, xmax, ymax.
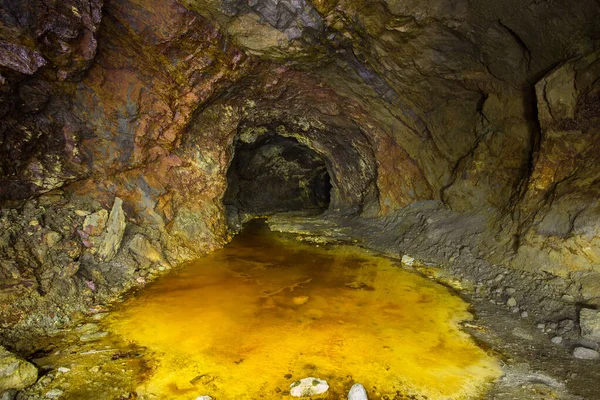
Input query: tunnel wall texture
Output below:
<box><xmin>0</xmin><ymin>0</ymin><xmax>599</xmax><ymax>349</ymax></box>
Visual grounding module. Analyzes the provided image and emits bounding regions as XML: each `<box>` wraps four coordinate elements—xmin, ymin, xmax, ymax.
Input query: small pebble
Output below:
<box><xmin>507</xmin><ymin>297</ymin><xmax>517</xmax><ymax>307</ymax></box>
<box><xmin>57</xmin><ymin>367</ymin><xmax>70</xmax><ymax>373</ymax></box>
<box><xmin>520</xmin><ymin>311</ymin><xmax>529</xmax><ymax>318</ymax></box>
<box><xmin>551</xmin><ymin>336</ymin><xmax>563</xmax><ymax>344</ymax></box>
<box><xmin>45</xmin><ymin>389</ymin><xmax>64</xmax><ymax>399</ymax></box>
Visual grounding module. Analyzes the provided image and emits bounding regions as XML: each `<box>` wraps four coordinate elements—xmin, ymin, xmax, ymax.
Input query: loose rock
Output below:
<box><xmin>45</xmin><ymin>388</ymin><xmax>64</xmax><ymax>398</ymax></box>
<box><xmin>290</xmin><ymin>377</ymin><xmax>329</xmax><ymax>397</ymax></box>
<box><xmin>579</xmin><ymin>309</ymin><xmax>600</xmax><ymax>342</ymax></box>
<box><xmin>0</xmin><ymin>346</ymin><xmax>38</xmax><ymax>392</ymax></box>
<box><xmin>551</xmin><ymin>336</ymin><xmax>563</xmax><ymax>344</ymax></box>
<box><xmin>401</xmin><ymin>255</ymin><xmax>415</xmax><ymax>266</ymax></box>
<box><xmin>348</xmin><ymin>383</ymin><xmax>368</xmax><ymax>400</ymax></box>
<box><xmin>573</xmin><ymin>347</ymin><xmax>600</xmax><ymax>360</ymax></box>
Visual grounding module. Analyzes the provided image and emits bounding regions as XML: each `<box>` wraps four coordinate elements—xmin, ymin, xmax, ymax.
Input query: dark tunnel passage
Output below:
<box><xmin>224</xmin><ymin>133</ymin><xmax>332</xmax><ymax>221</ymax></box>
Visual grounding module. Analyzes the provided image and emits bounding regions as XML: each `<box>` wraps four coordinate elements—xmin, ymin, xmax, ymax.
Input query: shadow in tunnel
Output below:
<box><xmin>224</xmin><ymin>132</ymin><xmax>332</xmax><ymax>225</ymax></box>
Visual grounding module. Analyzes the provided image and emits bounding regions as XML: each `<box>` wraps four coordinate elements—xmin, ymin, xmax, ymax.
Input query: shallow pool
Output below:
<box><xmin>105</xmin><ymin>219</ymin><xmax>501</xmax><ymax>399</ymax></box>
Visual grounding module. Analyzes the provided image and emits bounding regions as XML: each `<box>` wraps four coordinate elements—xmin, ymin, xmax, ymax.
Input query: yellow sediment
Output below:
<box><xmin>105</xmin><ymin>221</ymin><xmax>502</xmax><ymax>399</ymax></box>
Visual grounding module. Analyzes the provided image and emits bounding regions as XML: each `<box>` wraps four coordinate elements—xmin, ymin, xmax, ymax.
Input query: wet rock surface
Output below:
<box><xmin>348</xmin><ymin>383</ymin><xmax>368</xmax><ymax>400</ymax></box>
<box><xmin>289</xmin><ymin>377</ymin><xmax>329</xmax><ymax>397</ymax></box>
<box><xmin>0</xmin><ymin>346</ymin><xmax>37</xmax><ymax>393</ymax></box>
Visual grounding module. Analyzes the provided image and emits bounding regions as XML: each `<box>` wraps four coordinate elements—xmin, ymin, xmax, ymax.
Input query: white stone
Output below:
<box><xmin>348</xmin><ymin>383</ymin><xmax>368</xmax><ymax>400</ymax></box>
<box><xmin>45</xmin><ymin>389</ymin><xmax>64</xmax><ymax>398</ymax></box>
<box><xmin>290</xmin><ymin>377</ymin><xmax>329</xmax><ymax>397</ymax></box>
<box><xmin>580</xmin><ymin>308</ymin><xmax>600</xmax><ymax>342</ymax></box>
<box><xmin>551</xmin><ymin>336</ymin><xmax>563</xmax><ymax>344</ymax></box>
<box><xmin>195</xmin><ymin>396</ymin><xmax>213</xmax><ymax>400</ymax></box>
<box><xmin>401</xmin><ymin>255</ymin><xmax>415</xmax><ymax>266</ymax></box>
<box><xmin>57</xmin><ymin>367</ymin><xmax>70</xmax><ymax>373</ymax></box>
<box><xmin>573</xmin><ymin>347</ymin><xmax>599</xmax><ymax>360</ymax></box>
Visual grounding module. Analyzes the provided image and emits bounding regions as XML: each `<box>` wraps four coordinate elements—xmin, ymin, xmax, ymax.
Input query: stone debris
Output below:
<box><xmin>579</xmin><ymin>309</ymin><xmax>600</xmax><ymax>342</ymax></box>
<box><xmin>573</xmin><ymin>347</ymin><xmax>600</xmax><ymax>360</ymax></box>
<box><xmin>0</xmin><ymin>346</ymin><xmax>38</xmax><ymax>392</ymax></box>
<box><xmin>401</xmin><ymin>255</ymin><xmax>415</xmax><ymax>266</ymax></box>
<box><xmin>45</xmin><ymin>388</ymin><xmax>64</xmax><ymax>398</ymax></box>
<box><xmin>551</xmin><ymin>336</ymin><xmax>563</xmax><ymax>344</ymax></box>
<box><xmin>290</xmin><ymin>377</ymin><xmax>329</xmax><ymax>397</ymax></box>
<box><xmin>348</xmin><ymin>383</ymin><xmax>368</xmax><ymax>399</ymax></box>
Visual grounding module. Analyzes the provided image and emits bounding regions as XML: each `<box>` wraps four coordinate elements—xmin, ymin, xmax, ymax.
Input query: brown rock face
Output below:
<box><xmin>0</xmin><ymin>0</ymin><xmax>599</xmax><ymax>349</ymax></box>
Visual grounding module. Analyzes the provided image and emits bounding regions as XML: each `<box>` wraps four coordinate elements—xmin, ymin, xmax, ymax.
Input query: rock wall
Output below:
<box><xmin>0</xmin><ymin>0</ymin><xmax>599</xmax><ymax>351</ymax></box>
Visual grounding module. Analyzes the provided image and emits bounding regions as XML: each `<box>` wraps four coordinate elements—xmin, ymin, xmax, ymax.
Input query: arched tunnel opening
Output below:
<box><xmin>224</xmin><ymin>132</ymin><xmax>332</xmax><ymax>223</ymax></box>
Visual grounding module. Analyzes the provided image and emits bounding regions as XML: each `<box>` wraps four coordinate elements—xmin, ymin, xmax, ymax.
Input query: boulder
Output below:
<box><xmin>580</xmin><ymin>309</ymin><xmax>600</xmax><ymax>342</ymax></box>
<box><xmin>290</xmin><ymin>377</ymin><xmax>329</xmax><ymax>397</ymax></box>
<box><xmin>0</xmin><ymin>346</ymin><xmax>37</xmax><ymax>392</ymax></box>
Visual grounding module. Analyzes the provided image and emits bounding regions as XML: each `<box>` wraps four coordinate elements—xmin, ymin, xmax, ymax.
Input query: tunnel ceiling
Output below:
<box><xmin>0</xmin><ymin>0</ymin><xmax>600</xmax><ymax>347</ymax></box>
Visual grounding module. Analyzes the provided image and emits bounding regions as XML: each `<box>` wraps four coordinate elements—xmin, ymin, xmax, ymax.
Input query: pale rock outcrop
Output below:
<box><xmin>0</xmin><ymin>346</ymin><xmax>37</xmax><ymax>392</ymax></box>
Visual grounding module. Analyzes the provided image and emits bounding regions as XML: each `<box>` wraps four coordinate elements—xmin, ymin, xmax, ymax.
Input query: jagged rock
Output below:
<box><xmin>289</xmin><ymin>377</ymin><xmax>329</xmax><ymax>397</ymax></box>
<box><xmin>580</xmin><ymin>309</ymin><xmax>600</xmax><ymax>342</ymax></box>
<box><xmin>129</xmin><ymin>234</ymin><xmax>167</xmax><ymax>267</ymax></box>
<box><xmin>83</xmin><ymin>209</ymin><xmax>108</xmax><ymax>236</ymax></box>
<box><xmin>579</xmin><ymin>272</ymin><xmax>600</xmax><ymax>305</ymax></box>
<box><xmin>401</xmin><ymin>255</ymin><xmax>415</xmax><ymax>266</ymax></box>
<box><xmin>348</xmin><ymin>383</ymin><xmax>368</xmax><ymax>400</ymax></box>
<box><xmin>0</xmin><ymin>346</ymin><xmax>37</xmax><ymax>392</ymax></box>
<box><xmin>97</xmin><ymin>198</ymin><xmax>126</xmax><ymax>262</ymax></box>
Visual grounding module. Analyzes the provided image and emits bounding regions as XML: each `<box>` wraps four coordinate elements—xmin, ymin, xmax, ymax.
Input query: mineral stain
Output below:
<box><xmin>105</xmin><ymin>220</ymin><xmax>501</xmax><ymax>399</ymax></box>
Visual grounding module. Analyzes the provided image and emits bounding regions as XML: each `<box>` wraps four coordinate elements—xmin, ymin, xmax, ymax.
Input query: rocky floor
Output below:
<box><xmin>2</xmin><ymin>213</ymin><xmax>600</xmax><ymax>399</ymax></box>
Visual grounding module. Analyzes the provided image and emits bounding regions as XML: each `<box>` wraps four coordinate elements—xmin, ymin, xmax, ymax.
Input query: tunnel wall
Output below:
<box><xmin>0</xmin><ymin>0</ymin><xmax>599</xmax><ymax>349</ymax></box>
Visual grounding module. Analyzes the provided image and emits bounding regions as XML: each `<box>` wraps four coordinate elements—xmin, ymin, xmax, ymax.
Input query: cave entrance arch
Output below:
<box><xmin>224</xmin><ymin>132</ymin><xmax>332</xmax><ymax>224</ymax></box>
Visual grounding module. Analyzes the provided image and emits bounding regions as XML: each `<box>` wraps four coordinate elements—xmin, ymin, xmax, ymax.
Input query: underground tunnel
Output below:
<box><xmin>0</xmin><ymin>0</ymin><xmax>600</xmax><ymax>398</ymax></box>
<box><xmin>224</xmin><ymin>132</ymin><xmax>332</xmax><ymax>221</ymax></box>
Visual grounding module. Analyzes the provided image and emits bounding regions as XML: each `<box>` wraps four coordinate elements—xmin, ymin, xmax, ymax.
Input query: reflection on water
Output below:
<box><xmin>106</xmin><ymin>220</ymin><xmax>501</xmax><ymax>399</ymax></box>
